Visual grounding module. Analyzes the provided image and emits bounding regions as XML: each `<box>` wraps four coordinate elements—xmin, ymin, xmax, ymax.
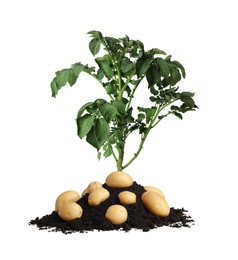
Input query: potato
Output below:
<box><xmin>144</xmin><ymin>186</ymin><xmax>165</xmax><ymax>199</ymax></box>
<box><xmin>81</xmin><ymin>181</ymin><xmax>102</xmax><ymax>197</ymax></box>
<box><xmin>118</xmin><ymin>191</ymin><xmax>136</xmax><ymax>205</ymax></box>
<box><xmin>58</xmin><ymin>202</ymin><xmax>83</xmax><ymax>221</ymax></box>
<box><xmin>88</xmin><ymin>187</ymin><xmax>110</xmax><ymax>206</ymax></box>
<box><xmin>106</xmin><ymin>171</ymin><xmax>133</xmax><ymax>188</ymax></box>
<box><xmin>105</xmin><ymin>205</ymin><xmax>128</xmax><ymax>224</ymax></box>
<box><xmin>141</xmin><ymin>191</ymin><xmax>170</xmax><ymax>217</ymax></box>
<box><xmin>55</xmin><ymin>190</ymin><xmax>80</xmax><ymax>212</ymax></box>
<box><xmin>87</xmin><ymin>181</ymin><xmax>102</xmax><ymax>193</ymax></box>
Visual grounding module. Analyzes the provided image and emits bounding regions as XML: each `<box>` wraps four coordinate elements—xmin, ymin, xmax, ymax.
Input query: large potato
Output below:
<box><xmin>58</xmin><ymin>202</ymin><xmax>83</xmax><ymax>221</ymax></box>
<box><xmin>141</xmin><ymin>191</ymin><xmax>170</xmax><ymax>217</ymax></box>
<box><xmin>144</xmin><ymin>186</ymin><xmax>165</xmax><ymax>199</ymax></box>
<box><xmin>106</xmin><ymin>171</ymin><xmax>133</xmax><ymax>188</ymax></box>
<box><xmin>118</xmin><ymin>191</ymin><xmax>136</xmax><ymax>205</ymax></box>
<box><xmin>55</xmin><ymin>190</ymin><xmax>80</xmax><ymax>212</ymax></box>
<box><xmin>105</xmin><ymin>205</ymin><xmax>128</xmax><ymax>224</ymax></box>
<box><xmin>88</xmin><ymin>187</ymin><xmax>110</xmax><ymax>206</ymax></box>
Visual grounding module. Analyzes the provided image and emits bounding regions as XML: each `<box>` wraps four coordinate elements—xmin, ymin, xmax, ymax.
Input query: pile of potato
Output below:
<box><xmin>55</xmin><ymin>171</ymin><xmax>170</xmax><ymax>224</ymax></box>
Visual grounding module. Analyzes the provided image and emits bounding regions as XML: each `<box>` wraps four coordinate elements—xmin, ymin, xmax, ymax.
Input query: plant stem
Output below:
<box><xmin>107</xmin><ymin>140</ymin><xmax>118</xmax><ymax>162</ymax></box>
<box><xmin>126</xmin><ymin>76</ymin><xmax>144</xmax><ymax>111</ymax></box>
<box><xmin>118</xmin><ymin>69</ymin><xmax>136</xmax><ymax>100</ymax></box>
<box><xmin>116</xmin><ymin>142</ymin><xmax>125</xmax><ymax>171</ymax></box>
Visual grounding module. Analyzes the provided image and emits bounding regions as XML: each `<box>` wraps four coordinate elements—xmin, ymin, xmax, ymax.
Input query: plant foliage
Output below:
<box><xmin>50</xmin><ymin>31</ymin><xmax>198</xmax><ymax>170</ymax></box>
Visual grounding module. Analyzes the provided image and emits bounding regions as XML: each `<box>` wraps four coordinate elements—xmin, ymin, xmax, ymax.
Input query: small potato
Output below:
<box><xmin>105</xmin><ymin>205</ymin><xmax>128</xmax><ymax>224</ymax></box>
<box><xmin>87</xmin><ymin>181</ymin><xmax>102</xmax><ymax>193</ymax></box>
<box><xmin>144</xmin><ymin>186</ymin><xmax>165</xmax><ymax>199</ymax></box>
<box><xmin>88</xmin><ymin>187</ymin><xmax>110</xmax><ymax>206</ymax></box>
<box><xmin>141</xmin><ymin>191</ymin><xmax>170</xmax><ymax>217</ymax></box>
<box><xmin>106</xmin><ymin>171</ymin><xmax>133</xmax><ymax>188</ymax></box>
<box><xmin>55</xmin><ymin>190</ymin><xmax>80</xmax><ymax>212</ymax></box>
<box><xmin>58</xmin><ymin>202</ymin><xmax>83</xmax><ymax>221</ymax></box>
<box><xmin>118</xmin><ymin>191</ymin><xmax>136</xmax><ymax>205</ymax></box>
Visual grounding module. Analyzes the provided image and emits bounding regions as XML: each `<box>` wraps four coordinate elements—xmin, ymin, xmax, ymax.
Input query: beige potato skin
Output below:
<box><xmin>105</xmin><ymin>205</ymin><xmax>128</xmax><ymax>224</ymax></box>
<box><xmin>87</xmin><ymin>181</ymin><xmax>102</xmax><ymax>193</ymax></box>
<box><xmin>58</xmin><ymin>202</ymin><xmax>83</xmax><ymax>221</ymax></box>
<box><xmin>118</xmin><ymin>191</ymin><xmax>136</xmax><ymax>205</ymax></box>
<box><xmin>141</xmin><ymin>191</ymin><xmax>170</xmax><ymax>217</ymax></box>
<box><xmin>144</xmin><ymin>186</ymin><xmax>165</xmax><ymax>199</ymax></box>
<box><xmin>55</xmin><ymin>190</ymin><xmax>80</xmax><ymax>212</ymax></box>
<box><xmin>106</xmin><ymin>171</ymin><xmax>133</xmax><ymax>188</ymax></box>
<box><xmin>88</xmin><ymin>187</ymin><xmax>110</xmax><ymax>206</ymax></box>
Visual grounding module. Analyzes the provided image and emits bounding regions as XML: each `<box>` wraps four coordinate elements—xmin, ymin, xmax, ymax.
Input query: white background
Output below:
<box><xmin>0</xmin><ymin>0</ymin><xmax>237</xmax><ymax>259</ymax></box>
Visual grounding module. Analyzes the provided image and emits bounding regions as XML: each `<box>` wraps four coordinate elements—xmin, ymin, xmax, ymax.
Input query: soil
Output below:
<box><xmin>29</xmin><ymin>182</ymin><xmax>194</xmax><ymax>234</ymax></box>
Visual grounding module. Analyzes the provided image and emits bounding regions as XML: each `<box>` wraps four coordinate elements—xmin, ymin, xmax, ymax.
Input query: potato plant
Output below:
<box><xmin>50</xmin><ymin>31</ymin><xmax>197</xmax><ymax>171</ymax></box>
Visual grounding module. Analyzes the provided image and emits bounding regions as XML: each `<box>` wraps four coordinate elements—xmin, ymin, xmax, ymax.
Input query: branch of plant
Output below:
<box><xmin>119</xmin><ymin>69</ymin><xmax>136</xmax><ymax>100</ymax></box>
<box><xmin>121</xmin><ymin>98</ymin><xmax>178</xmax><ymax>170</ymax></box>
<box><xmin>151</xmin><ymin>99</ymin><xmax>179</xmax><ymax>128</ymax></box>
<box><xmin>107</xmin><ymin>140</ymin><xmax>118</xmax><ymax>162</ymax></box>
<box><xmin>126</xmin><ymin>76</ymin><xmax>144</xmax><ymax>112</ymax></box>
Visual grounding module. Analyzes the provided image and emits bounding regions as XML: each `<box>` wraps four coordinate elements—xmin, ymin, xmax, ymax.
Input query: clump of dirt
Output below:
<box><xmin>29</xmin><ymin>182</ymin><xmax>194</xmax><ymax>234</ymax></box>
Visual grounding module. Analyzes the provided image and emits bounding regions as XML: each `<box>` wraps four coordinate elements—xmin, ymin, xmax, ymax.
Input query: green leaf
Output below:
<box><xmin>121</xmin><ymin>57</ymin><xmax>133</xmax><ymax>73</ymax></box>
<box><xmin>181</xmin><ymin>92</ymin><xmax>195</xmax><ymax>97</ymax></box>
<box><xmin>180</xmin><ymin>96</ymin><xmax>195</xmax><ymax>108</ymax></box>
<box><xmin>170</xmin><ymin>66</ymin><xmax>182</xmax><ymax>86</ymax></box>
<box><xmin>145</xmin><ymin>107</ymin><xmax>156</xmax><ymax>124</ymax></box>
<box><xmin>150</xmin><ymin>85</ymin><xmax>159</xmax><ymax>95</ymax></box>
<box><xmin>111</xmin><ymin>100</ymin><xmax>126</xmax><ymax>114</ymax></box>
<box><xmin>171</xmin><ymin>105</ymin><xmax>179</xmax><ymax>111</ymax></box>
<box><xmin>97</xmin><ymin>151</ymin><xmax>101</xmax><ymax>160</ymax></box>
<box><xmin>77</xmin><ymin>102</ymin><xmax>94</xmax><ymax>117</ymax></box>
<box><xmin>72</xmin><ymin>63</ymin><xmax>84</xmax><ymax>76</ymax></box>
<box><xmin>105</xmin><ymin>37</ymin><xmax>121</xmax><ymax>54</ymax></box>
<box><xmin>51</xmin><ymin>80</ymin><xmax>58</xmax><ymax>97</ymax></box>
<box><xmin>86</xmin><ymin>118</ymin><xmax>110</xmax><ymax>150</ymax></box>
<box><xmin>68</xmin><ymin>69</ymin><xmax>78</xmax><ymax>86</ymax></box>
<box><xmin>95</xmin><ymin>55</ymin><xmax>113</xmax><ymax>79</ymax></box>
<box><xmin>149</xmin><ymin>96</ymin><xmax>157</xmax><ymax>102</ymax></box>
<box><xmin>96</xmin><ymin>68</ymin><xmax>104</xmax><ymax>80</ymax></box>
<box><xmin>55</xmin><ymin>69</ymin><xmax>70</xmax><ymax>88</ymax></box>
<box><xmin>136</xmin><ymin>57</ymin><xmax>152</xmax><ymax>77</ymax></box>
<box><xmin>130</xmin><ymin>40</ymin><xmax>144</xmax><ymax>58</ymax></box>
<box><xmin>146</xmin><ymin>64</ymin><xmax>161</xmax><ymax>87</ymax></box>
<box><xmin>172</xmin><ymin>111</ymin><xmax>183</xmax><ymax>120</ymax></box>
<box><xmin>138</xmin><ymin>106</ymin><xmax>156</xmax><ymax>124</ymax></box>
<box><xmin>99</xmin><ymin>102</ymin><xmax>118</xmax><ymax>123</ymax></box>
<box><xmin>171</xmin><ymin>60</ymin><xmax>186</xmax><ymax>78</ymax></box>
<box><xmin>147</xmin><ymin>48</ymin><xmax>166</xmax><ymax>56</ymax></box>
<box><xmin>89</xmin><ymin>38</ymin><xmax>101</xmax><ymax>56</ymax></box>
<box><xmin>137</xmin><ymin>113</ymin><xmax>145</xmax><ymax>122</ymax></box>
<box><xmin>77</xmin><ymin>114</ymin><xmax>95</xmax><ymax>139</ymax></box>
<box><xmin>87</xmin><ymin>30</ymin><xmax>102</xmax><ymax>39</ymax></box>
<box><xmin>105</xmin><ymin>82</ymin><xmax>117</xmax><ymax>95</ymax></box>
<box><xmin>155</xmin><ymin>58</ymin><xmax>170</xmax><ymax>78</ymax></box>
<box><xmin>165</xmin><ymin>55</ymin><xmax>172</xmax><ymax>62</ymax></box>
<box><xmin>103</xmin><ymin>147</ymin><xmax>112</xmax><ymax>158</ymax></box>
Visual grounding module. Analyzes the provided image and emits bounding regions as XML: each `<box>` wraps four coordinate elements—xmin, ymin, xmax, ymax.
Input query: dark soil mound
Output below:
<box><xmin>29</xmin><ymin>182</ymin><xmax>194</xmax><ymax>234</ymax></box>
